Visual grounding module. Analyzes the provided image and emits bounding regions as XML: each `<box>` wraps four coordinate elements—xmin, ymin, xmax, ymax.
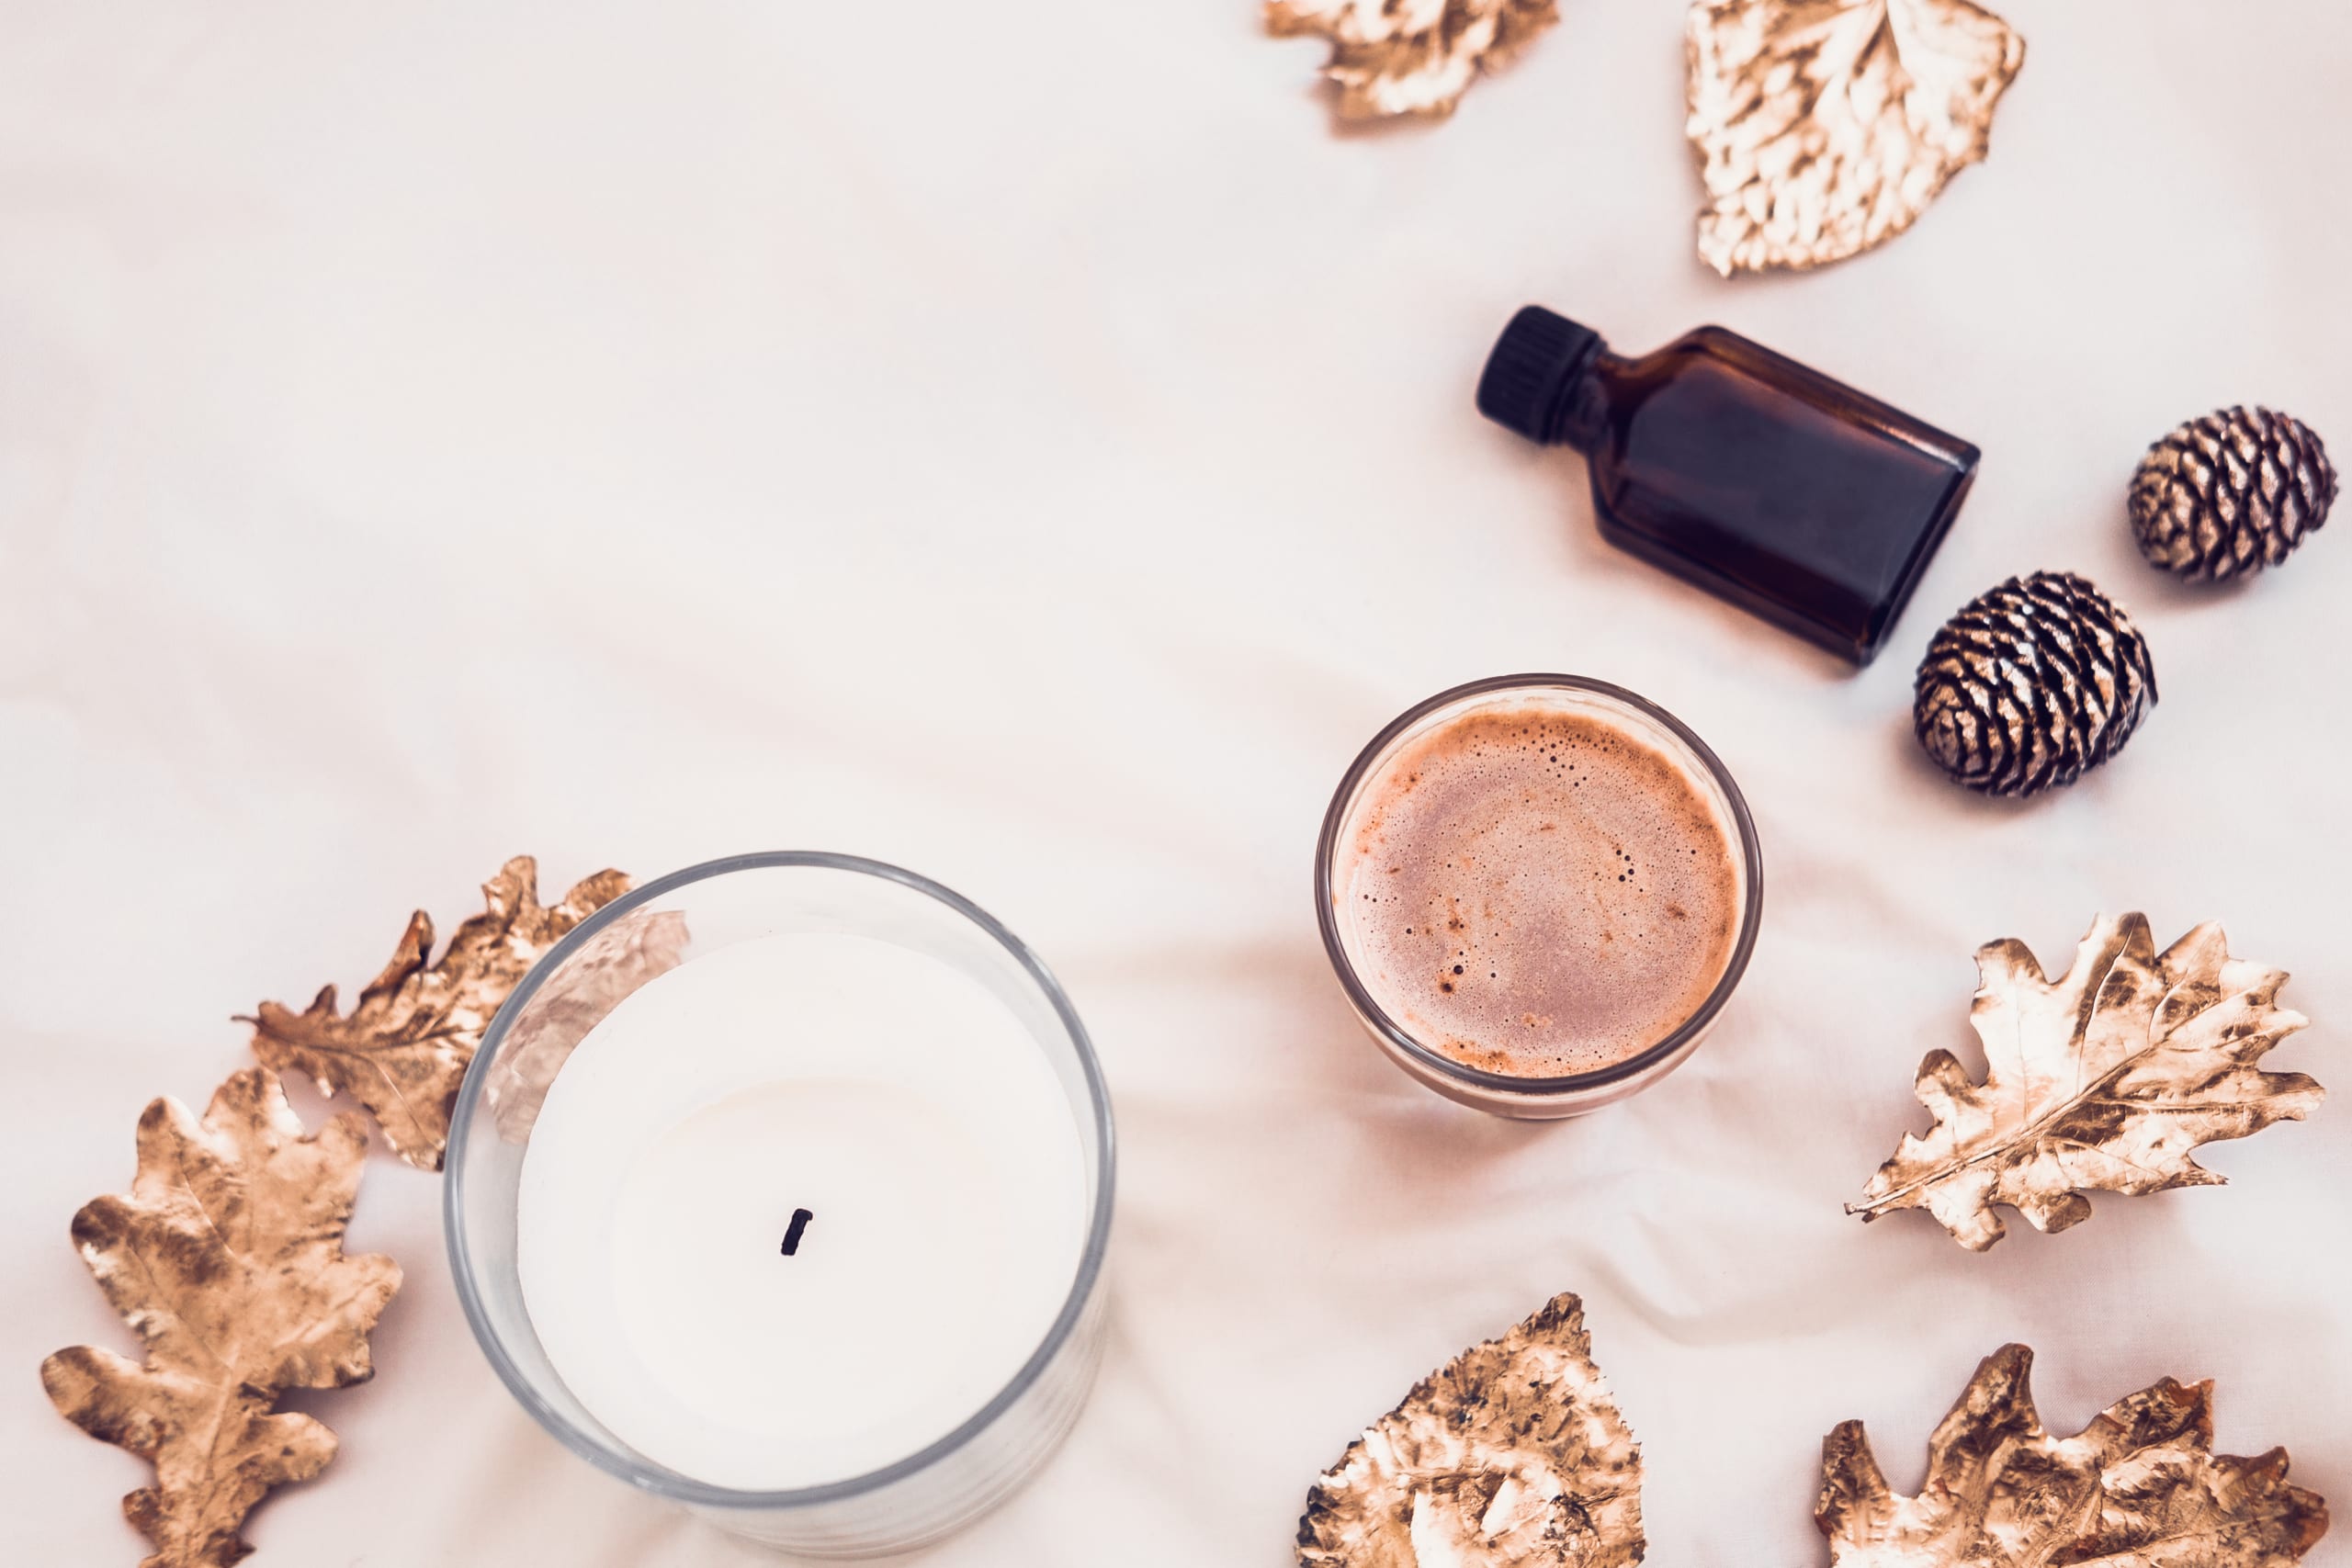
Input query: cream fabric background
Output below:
<box><xmin>6</xmin><ymin>2</ymin><xmax>2349</xmax><ymax>1563</ymax></box>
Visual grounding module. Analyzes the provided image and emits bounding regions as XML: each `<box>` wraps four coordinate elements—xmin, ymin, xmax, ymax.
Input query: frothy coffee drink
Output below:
<box><xmin>1334</xmin><ymin>704</ymin><xmax>1741</xmax><ymax>1077</ymax></box>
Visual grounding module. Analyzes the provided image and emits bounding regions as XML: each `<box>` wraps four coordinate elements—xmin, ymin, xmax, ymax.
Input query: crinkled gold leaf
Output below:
<box><xmin>1297</xmin><ymin>1293</ymin><xmax>1643</xmax><ymax>1567</ymax></box>
<box><xmin>1818</xmin><ymin>1344</ymin><xmax>2329</xmax><ymax>1566</ymax></box>
<box><xmin>483</xmin><ymin>905</ymin><xmax>690</xmax><ymax>1142</ymax></box>
<box><xmin>1851</xmin><ymin>914</ymin><xmax>2322</xmax><ymax>1251</ymax></box>
<box><xmin>1268</xmin><ymin>0</ymin><xmax>1558</xmax><ymax>121</ymax></box>
<box><xmin>41</xmin><ymin>1069</ymin><xmax>402</xmax><ymax>1568</ymax></box>
<box><xmin>243</xmin><ymin>855</ymin><xmax>633</xmax><ymax>1170</ymax></box>
<box><xmin>1685</xmin><ymin>0</ymin><xmax>2025</xmax><ymax>275</ymax></box>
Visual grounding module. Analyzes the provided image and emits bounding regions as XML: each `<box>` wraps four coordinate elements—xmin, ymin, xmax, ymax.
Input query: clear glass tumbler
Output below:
<box><xmin>444</xmin><ymin>852</ymin><xmax>1115</xmax><ymax>1557</ymax></box>
<box><xmin>1315</xmin><ymin>675</ymin><xmax>1762</xmax><ymax>1118</ymax></box>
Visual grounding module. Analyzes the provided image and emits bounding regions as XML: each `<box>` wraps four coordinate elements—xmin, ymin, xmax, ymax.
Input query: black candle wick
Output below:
<box><xmin>781</xmin><ymin>1208</ymin><xmax>815</xmax><ymax>1257</ymax></box>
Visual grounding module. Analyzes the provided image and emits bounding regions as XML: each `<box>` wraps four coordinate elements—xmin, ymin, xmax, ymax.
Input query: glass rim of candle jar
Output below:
<box><xmin>442</xmin><ymin>850</ymin><xmax>1117</xmax><ymax>1517</ymax></box>
<box><xmin>1314</xmin><ymin>674</ymin><xmax>1764</xmax><ymax>1117</ymax></box>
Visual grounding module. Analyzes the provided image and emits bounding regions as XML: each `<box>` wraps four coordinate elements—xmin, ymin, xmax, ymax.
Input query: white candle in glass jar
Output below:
<box><xmin>514</xmin><ymin>930</ymin><xmax>1088</xmax><ymax>1491</ymax></box>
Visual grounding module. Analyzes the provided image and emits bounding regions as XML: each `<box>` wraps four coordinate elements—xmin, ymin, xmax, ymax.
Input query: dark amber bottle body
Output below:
<box><xmin>1478</xmin><ymin>310</ymin><xmax>1980</xmax><ymax>666</ymax></box>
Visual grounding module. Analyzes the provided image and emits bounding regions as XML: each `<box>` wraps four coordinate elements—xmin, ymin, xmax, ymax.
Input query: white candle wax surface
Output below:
<box><xmin>515</xmin><ymin>930</ymin><xmax>1088</xmax><ymax>1491</ymax></box>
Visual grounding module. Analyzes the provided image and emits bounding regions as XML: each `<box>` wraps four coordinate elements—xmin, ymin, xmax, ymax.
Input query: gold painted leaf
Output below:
<box><xmin>1268</xmin><ymin>0</ymin><xmax>1558</xmax><ymax>121</ymax></box>
<box><xmin>41</xmin><ymin>1069</ymin><xmax>402</xmax><ymax>1568</ymax></box>
<box><xmin>1851</xmin><ymin>914</ymin><xmax>2322</xmax><ymax>1251</ymax></box>
<box><xmin>243</xmin><ymin>856</ymin><xmax>633</xmax><ymax>1170</ymax></box>
<box><xmin>1685</xmin><ymin>0</ymin><xmax>2026</xmax><ymax>275</ymax></box>
<box><xmin>1296</xmin><ymin>1293</ymin><xmax>1643</xmax><ymax>1568</ymax></box>
<box><xmin>1817</xmin><ymin>1344</ymin><xmax>2328</xmax><ymax>1566</ymax></box>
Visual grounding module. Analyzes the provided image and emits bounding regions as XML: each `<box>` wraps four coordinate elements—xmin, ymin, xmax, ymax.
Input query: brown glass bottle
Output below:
<box><xmin>1476</xmin><ymin>306</ymin><xmax>1979</xmax><ymax>666</ymax></box>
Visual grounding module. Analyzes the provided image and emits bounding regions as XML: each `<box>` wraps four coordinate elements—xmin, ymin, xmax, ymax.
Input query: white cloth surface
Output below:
<box><xmin>6</xmin><ymin>2</ymin><xmax>2351</xmax><ymax>1562</ymax></box>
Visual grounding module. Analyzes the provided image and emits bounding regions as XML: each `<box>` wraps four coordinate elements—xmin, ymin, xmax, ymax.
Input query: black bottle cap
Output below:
<box><xmin>1476</xmin><ymin>306</ymin><xmax>1602</xmax><ymax>446</ymax></box>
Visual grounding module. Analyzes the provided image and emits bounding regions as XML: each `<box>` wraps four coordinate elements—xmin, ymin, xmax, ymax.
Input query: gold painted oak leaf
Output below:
<box><xmin>243</xmin><ymin>856</ymin><xmax>632</xmax><ymax>1170</ymax></box>
<box><xmin>41</xmin><ymin>1069</ymin><xmax>401</xmax><ymax>1568</ymax></box>
<box><xmin>1297</xmin><ymin>1292</ymin><xmax>1644</xmax><ymax>1568</ymax></box>
<box><xmin>1685</xmin><ymin>0</ymin><xmax>2026</xmax><ymax>275</ymax></box>
<box><xmin>1851</xmin><ymin>914</ymin><xmax>2321</xmax><ymax>1251</ymax></box>
<box><xmin>1817</xmin><ymin>1344</ymin><xmax>2328</xmax><ymax>1566</ymax></box>
<box><xmin>1268</xmin><ymin>0</ymin><xmax>1558</xmax><ymax>121</ymax></box>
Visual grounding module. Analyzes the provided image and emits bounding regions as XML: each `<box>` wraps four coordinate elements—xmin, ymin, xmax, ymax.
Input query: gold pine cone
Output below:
<box><xmin>2129</xmin><ymin>405</ymin><xmax>2336</xmax><ymax>582</ymax></box>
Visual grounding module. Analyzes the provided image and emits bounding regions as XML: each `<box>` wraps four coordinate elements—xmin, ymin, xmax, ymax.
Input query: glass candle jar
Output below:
<box><xmin>1315</xmin><ymin>675</ymin><xmax>1762</xmax><ymax>1117</ymax></box>
<box><xmin>445</xmin><ymin>852</ymin><xmax>1114</xmax><ymax>1557</ymax></box>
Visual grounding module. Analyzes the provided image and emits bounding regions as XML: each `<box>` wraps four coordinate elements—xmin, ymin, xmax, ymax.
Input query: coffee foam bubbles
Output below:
<box><xmin>1337</xmin><ymin>705</ymin><xmax>1740</xmax><ymax>1077</ymax></box>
